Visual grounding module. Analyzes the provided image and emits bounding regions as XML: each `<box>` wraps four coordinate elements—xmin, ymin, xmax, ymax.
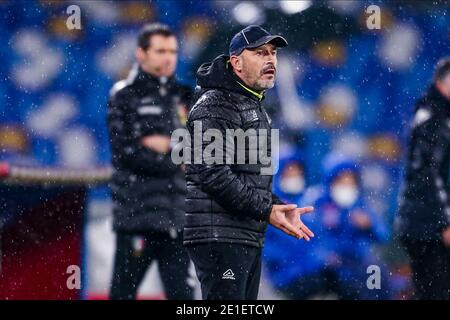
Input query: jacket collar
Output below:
<box><xmin>129</xmin><ymin>64</ymin><xmax>176</xmax><ymax>87</ymax></box>
<box><xmin>196</xmin><ymin>55</ymin><xmax>265</xmax><ymax>103</ymax></box>
<box><xmin>424</xmin><ymin>85</ymin><xmax>450</xmax><ymax>117</ymax></box>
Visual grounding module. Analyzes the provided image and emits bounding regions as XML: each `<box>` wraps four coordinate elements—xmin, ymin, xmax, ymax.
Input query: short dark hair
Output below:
<box><xmin>433</xmin><ymin>56</ymin><xmax>450</xmax><ymax>83</ymax></box>
<box><xmin>137</xmin><ymin>23</ymin><xmax>174</xmax><ymax>50</ymax></box>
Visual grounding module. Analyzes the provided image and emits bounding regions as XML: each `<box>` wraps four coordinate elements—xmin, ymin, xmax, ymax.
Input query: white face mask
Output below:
<box><xmin>331</xmin><ymin>185</ymin><xmax>359</xmax><ymax>208</ymax></box>
<box><xmin>280</xmin><ymin>177</ymin><xmax>305</xmax><ymax>194</ymax></box>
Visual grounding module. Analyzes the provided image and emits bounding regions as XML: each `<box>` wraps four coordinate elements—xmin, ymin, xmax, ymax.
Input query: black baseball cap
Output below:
<box><xmin>229</xmin><ymin>25</ymin><xmax>288</xmax><ymax>56</ymax></box>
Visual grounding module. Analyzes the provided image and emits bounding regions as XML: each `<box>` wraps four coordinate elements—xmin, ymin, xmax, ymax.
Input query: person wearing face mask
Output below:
<box><xmin>314</xmin><ymin>155</ymin><xmax>390</xmax><ymax>299</ymax></box>
<box><xmin>263</xmin><ymin>151</ymin><xmax>322</xmax><ymax>297</ymax></box>
<box><xmin>273</xmin><ymin>151</ymin><xmax>307</xmax><ymax>203</ymax></box>
<box><xmin>272</xmin><ymin>155</ymin><xmax>389</xmax><ymax>299</ymax></box>
<box><xmin>396</xmin><ymin>57</ymin><xmax>450</xmax><ymax>300</ymax></box>
<box><xmin>329</xmin><ymin>176</ymin><xmax>360</xmax><ymax>209</ymax></box>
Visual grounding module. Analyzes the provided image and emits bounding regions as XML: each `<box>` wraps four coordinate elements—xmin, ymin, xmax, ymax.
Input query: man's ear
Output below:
<box><xmin>230</xmin><ymin>55</ymin><xmax>242</xmax><ymax>73</ymax></box>
<box><xmin>435</xmin><ymin>79</ymin><xmax>448</xmax><ymax>99</ymax></box>
<box><xmin>135</xmin><ymin>47</ymin><xmax>145</xmax><ymax>63</ymax></box>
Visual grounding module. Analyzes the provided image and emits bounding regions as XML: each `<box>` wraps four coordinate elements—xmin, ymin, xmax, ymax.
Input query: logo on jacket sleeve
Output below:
<box><xmin>137</xmin><ymin>105</ymin><xmax>163</xmax><ymax>115</ymax></box>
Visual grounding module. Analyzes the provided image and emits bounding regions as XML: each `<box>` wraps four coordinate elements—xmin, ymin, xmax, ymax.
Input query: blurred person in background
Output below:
<box><xmin>272</xmin><ymin>150</ymin><xmax>307</xmax><ymax>204</ymax></box>
<box><xmin>397</xmin><ymin>57</ymin><xmax>450</xmax><ymax>300</ymax></box>
<box><xmin>107</xmin><ymin>23</ymin><xmax>193</xmax><ymax>300</ymax></box>
<box><xmin>275</xmin><ymin>155</ymin><xmax>389</xmax><ymax>299</ymax></box>
<box><xmin>315</xmin><ymin>156</ymin><xmax>389</xmax><ymax>299</ymax></box>
<box><xmin>264</xmin><ymin>150</ymin><xmax>323</xmax><ymax>298</ymax></box>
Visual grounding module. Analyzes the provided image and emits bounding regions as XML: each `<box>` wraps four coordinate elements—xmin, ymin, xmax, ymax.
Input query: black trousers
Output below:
<box><xmin>402</xmin><ymin>239</ymin><xmax>450</xmax><ymax>300</ymax></box>
<box><xmin>187</xmin><ymin>242</ymin><xmax>262</xmax><ymax>300</ymax></box>
<box><xmin>110</xmin><ymin>230</ymin><xmax>193</xmax><ymax>300</ymax></box>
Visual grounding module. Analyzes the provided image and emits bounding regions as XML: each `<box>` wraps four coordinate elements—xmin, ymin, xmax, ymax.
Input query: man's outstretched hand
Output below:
<box><xmin>269</xmin><ymin>204</ymin><xmax>315</xmax><ymax>241</ymax></box>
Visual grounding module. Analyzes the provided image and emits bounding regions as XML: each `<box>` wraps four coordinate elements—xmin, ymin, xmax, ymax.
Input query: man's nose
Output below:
<box><xmin>266</xmin><ymin>55</ymin><xmax>276</xmax><ymax>66</ymax></box>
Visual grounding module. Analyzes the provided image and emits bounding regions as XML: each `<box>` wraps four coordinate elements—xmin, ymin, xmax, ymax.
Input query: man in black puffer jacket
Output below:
<box><xmin>107</xmin><ymin>23</ymin><xmax>193</xmax><ymax>300</ymax></box>
<box><xmin>397</xmin><ymin>57</ymin><xmax>450</xmax><ymax>299</ymax></box>
<box><xmin>184</xmin><ymin>25</ymin><xmax>315</xmax><ymax>300</ymax></box>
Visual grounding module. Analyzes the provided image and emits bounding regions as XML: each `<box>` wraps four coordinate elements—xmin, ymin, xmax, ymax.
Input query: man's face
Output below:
<box><xmin>436</xmin><ymin>73</ymin><xmax>450</xmax><ymax>101</ymax></box>
<box><xmin>136</xmin><ymin>34</ymin><xmax>178</xmax><ymax>77</ymax></box>
<box><xmin>232</xmin><ymin>43</ymin><xmax>277</xmax><ymax>91</ymax></box>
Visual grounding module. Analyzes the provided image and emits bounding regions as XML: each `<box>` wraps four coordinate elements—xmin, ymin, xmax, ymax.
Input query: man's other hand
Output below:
<box><xmin>442</xmin><ymin>226</ymin><xmax>450</xmax><ymax>247</ymax></box>
<box><xmin>141</xmin><ymin>135</ymin><xmax>171</xmax><ymax>154</ymax></box>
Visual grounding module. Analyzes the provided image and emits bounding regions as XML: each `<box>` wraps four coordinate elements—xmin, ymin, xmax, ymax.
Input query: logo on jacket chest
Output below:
<box><xmin>248</xmin><ymin>110</ymin><xmax>259</xmax><ymax>122</ymax></box>
<box><xmin>137</xmin><ymin>95</ymin><xmax>184</xmax><ymax>121</ymax></box>
<box><xmin>137</xmin><ymin>96</ymin><xmax>163</xmax><ymax>115</ymax></box>
<box><xmin>242</xmin><ymin>108</ymin><xmax>272</xmax><ymax>126</ymax></box>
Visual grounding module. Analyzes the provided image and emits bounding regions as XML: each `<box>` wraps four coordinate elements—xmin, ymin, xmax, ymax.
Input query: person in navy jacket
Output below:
<box><xmin>266</xmin><ymin>153</ymin><xmax>390</xmax><ymax>299</ymax></box>
<box><xmin>264</xmin><ymin>150</ymin><xmax>321</xmax><ymax>293</ymax></box>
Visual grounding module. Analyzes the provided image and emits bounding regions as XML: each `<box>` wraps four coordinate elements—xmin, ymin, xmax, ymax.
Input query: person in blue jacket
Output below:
<box><xmin>272</xmin><ymin>150</ymin><xmax>307</xmax><ymax>204</ymax></box>
<box><xmin>313</xmin><ymin>154</ymin><xmax>390</xmax><ymax>299</ymax></box>
<box><xmin>264</xmin><ymin>150</ymin><xmax>322</xmax><ymax>296</ymax></box>
<box><xmin>265</xmin><ymin>153</ymin><xmax>390</xmax><ymax>299</ymax></box>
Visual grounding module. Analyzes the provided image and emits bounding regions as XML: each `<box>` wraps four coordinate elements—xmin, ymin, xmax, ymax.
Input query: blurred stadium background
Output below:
<box><xmin>0</xmin><ymin>0</ymin><xmax>449</xmax><ymax>299</ymax></box>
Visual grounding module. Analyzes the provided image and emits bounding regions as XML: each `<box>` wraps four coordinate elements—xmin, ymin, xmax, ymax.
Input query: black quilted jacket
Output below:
<box><xmin>183</xmin><ymin>55</ymin><xmax>284</xmax><ymax>248</ymax></box>
<box><xmin>107</xmin><ymin>65</ymin><xmax>192</xmax><ymax>233</ymax></box>
<box><xmin>397</xmin><ymin>85</ymin><xmax>450</xmax><ymax>241</ymax></box>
